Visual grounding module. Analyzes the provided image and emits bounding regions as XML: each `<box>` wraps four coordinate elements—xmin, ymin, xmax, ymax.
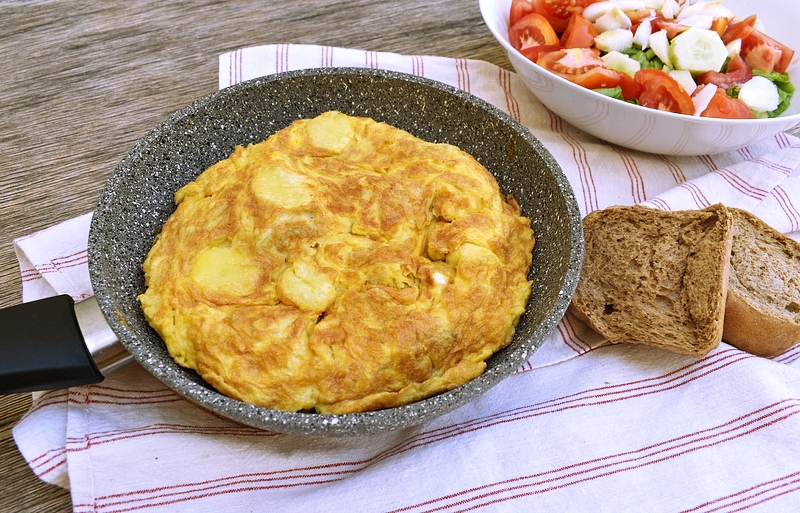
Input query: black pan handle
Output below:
<box><xmin>0</xmin><ymin>295</ymin><xmax>132</xmax><ymax>394</ymax></box>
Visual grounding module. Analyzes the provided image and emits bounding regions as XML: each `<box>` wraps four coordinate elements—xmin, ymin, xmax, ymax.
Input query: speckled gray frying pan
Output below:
<box><xmin>86</xmin><ymin>67</ymin><xmax>582</xmax><ymax>436</ymax></box>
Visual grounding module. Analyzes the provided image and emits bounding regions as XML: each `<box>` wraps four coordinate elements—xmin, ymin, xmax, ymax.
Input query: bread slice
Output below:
<box><xmin>569</xmin><ymin>204</ymin><xmax>733</xmax><ymax>358</ymax></box>
<box><xmin>723</xmin><ymin>208</ymin><xmax>800</xmax><ymax>357</ymax></box>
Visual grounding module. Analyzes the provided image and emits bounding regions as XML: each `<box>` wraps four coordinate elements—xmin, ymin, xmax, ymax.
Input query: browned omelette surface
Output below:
<box><xmin>138</xmin><ymin>111</ymin><xmax>534</xmax><ymax>414</ymax></box>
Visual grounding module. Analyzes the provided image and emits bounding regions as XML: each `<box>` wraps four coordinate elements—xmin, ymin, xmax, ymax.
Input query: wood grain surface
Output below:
<box><xmin>1</xmin><ymin>1</ymin><xmax>798</xmax><ymax>511</ymax></box>
<box><xmin>0</xmin><ymin>0</ymin><xmax>509</xmax><ymax>510</ymax></box>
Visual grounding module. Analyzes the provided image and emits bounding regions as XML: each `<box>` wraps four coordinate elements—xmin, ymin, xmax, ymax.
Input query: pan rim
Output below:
<box><xmin>88</xmin><ymin>66</ymin><xmax>583</xmax><ymax>436</ymax></box>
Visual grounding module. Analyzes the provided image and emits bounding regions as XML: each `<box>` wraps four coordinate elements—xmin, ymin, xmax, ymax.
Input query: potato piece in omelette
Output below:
<box><xmin>138</xmin><ymin>111</ymin><xmax>534</xmax><ymax>414</ymax></box>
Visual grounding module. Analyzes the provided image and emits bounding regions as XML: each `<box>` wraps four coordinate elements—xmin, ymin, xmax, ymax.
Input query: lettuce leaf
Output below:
<box><xmin>621</xmin><ymin>47</ymin><xmax>665</xmax><ymax>70</ymax></box>
<box><xmin>594</xmin><ymin>86</ymin><xmax>639</xmax><ymax>105</ymax></box>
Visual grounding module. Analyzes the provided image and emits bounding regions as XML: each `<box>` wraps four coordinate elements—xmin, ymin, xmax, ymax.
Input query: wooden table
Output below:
<box><xmin>3</xmin><ymin>1</ymin><xmax>798</xmax><ymax>511</ymax></box>
<box><xmin>0</xmin><ymin>0</ymin><xmax>510</xmax><ymax>510</ymax></box>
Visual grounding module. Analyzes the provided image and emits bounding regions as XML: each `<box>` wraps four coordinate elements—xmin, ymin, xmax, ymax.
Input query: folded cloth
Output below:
<box><xmin>12</xmin><ymin>44</ymin><xmax>800</xmax><ymax>512</ymax></box>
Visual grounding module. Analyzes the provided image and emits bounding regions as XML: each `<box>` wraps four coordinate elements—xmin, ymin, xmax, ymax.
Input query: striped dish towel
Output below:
<box><xmin>12</xmin><ymin>45</ymin><xmax>800</xmax><ymax>512</ymax></box>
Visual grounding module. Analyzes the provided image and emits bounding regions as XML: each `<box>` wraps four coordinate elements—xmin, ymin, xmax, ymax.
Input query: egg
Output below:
<box><xmin>138</xmin><ymin>111</ymin><xmax>534</xmax><ymax>414</ymax></box>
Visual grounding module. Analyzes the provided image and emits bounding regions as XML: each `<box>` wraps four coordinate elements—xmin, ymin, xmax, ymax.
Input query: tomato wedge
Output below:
<box><xmin>700</xmin><ymin>88</ymin><xmax>754</xmax><ymax>119</ymax></box>
<box><xmin>722</xmin><ymin>15</ymin><xmax>795</xmax><ymax>73</ymax></box>
<box><xmin>537</xmin><ymin>48</ymin><xmax>605</xmax><ymax>80</ymax></box>
<box><xmin>526</xmin><ymin>0</ymin><xmax>595</xmax><ymax>33</ymax></box>
<box><xmin>698</xmin><ymin>55</ymin><xmax>753</xmax><ymax>89</ymax></box>
<box><xmin>710</xmin><ymin>17</ymin><xmax>729</xmax><ymax>36</ymax></box>
<box><xmin>510</xmin><ymin>0</ymin><xmax>535</xmax><ymax>27</ymax></box>
<box><xmin>572</xmin><ymin>67</ymin><xmax>621</xmax><ymax>89</ymax></box>
<box><xmin>722</xmin><ymin>14</ymin><xmax>756</xmax><ymax>40</ymax></box>
<box><xmin>634</xmin><ymin>68</ymin><xmax>695</xmax><ymax>115</ymax></box>
<box><xmin>509</xmin><ymin>13</ymin><xmax>560</xmax><ymax>51</ymax></box>
<box><xmin>651</xmin><ymin>12</ymin><xmax>690</xmax><ymax>39</ymax></box>
<box><xmin>616</xmin><ymin>72</ymin><xmax>643</xmax><ymax>101</ymax></box>
<box><xmin>761</xmin><ymin>34</ymin><xmax>795</xmax><ymax>72</ymax></box>
<box><xmin>520</xmin><ymin>44</ymin><xmax>561</xmax><ymax>63</ymax></box>
<box><xmin>561</xmin><ymin>12</ymin><xmax>597</xmax><ymax>49</ymax></box>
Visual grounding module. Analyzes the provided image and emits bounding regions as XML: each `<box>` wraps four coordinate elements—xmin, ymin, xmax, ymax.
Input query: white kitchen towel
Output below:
<box><xmin>12</xmin><ymin>45</ymin><xmax>800</xmax><ymax>512</ymax></box>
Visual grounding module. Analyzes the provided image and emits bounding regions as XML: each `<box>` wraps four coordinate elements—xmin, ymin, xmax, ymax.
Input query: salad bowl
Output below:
<box><xmin>480</xmin><ymin>0</ymin><xmax>800</xmax><ymax>155</ymax></box>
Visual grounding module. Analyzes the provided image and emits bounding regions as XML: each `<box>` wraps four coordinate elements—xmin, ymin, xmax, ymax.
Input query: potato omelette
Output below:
<box><xmin>138</xmin><ymin>111</ymin><xmax>534</xmax><ymax>414</ymax></box>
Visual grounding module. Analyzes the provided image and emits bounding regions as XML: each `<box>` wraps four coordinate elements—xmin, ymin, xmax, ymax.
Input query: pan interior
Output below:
<box><xmin>88</xmin><ymin>68</ymin><xmax>582</xmax><ymax>436</ymax></box>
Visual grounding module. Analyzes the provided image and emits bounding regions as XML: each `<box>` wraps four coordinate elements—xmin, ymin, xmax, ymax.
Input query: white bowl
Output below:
<box><xmin>480</xmin><ymin>0</ymin><xmax>800</xmax><ymax>155</ymax></box>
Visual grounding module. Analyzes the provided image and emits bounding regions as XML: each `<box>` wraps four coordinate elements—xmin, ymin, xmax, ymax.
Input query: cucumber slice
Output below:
<box><xmin>668</xmin><ymin>27</ymin><xmax>728</xmax><ymax>74</ymax></box>
<box><xmin>595</xmin><ymin>28</ymin><xmax>634</xmax><ymax>53</ymax></box>
<box><xmin>603</xmin><ymin>50</ymin><xmax>642</xmax><ymax>77</ymax></box>
<box><xmin>669</xmin><ymin>69</ymin><xmax>697</xmax><ymax>95</ymax></box>
<box><xmin>738</xmin><ymin>76</ymin><xmax>781</xmax><ymax>113</ymax></box>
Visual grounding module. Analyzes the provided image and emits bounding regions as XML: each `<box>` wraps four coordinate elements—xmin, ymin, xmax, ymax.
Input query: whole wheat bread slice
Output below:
<box><xmin>569</xmin><ymin>204</ymin><xmax>733</xmax><ymax>358</ymax></box>
<box><xmin>723</xmin><ymin>208</ymin><xmax>800</xmax><ymax>357</ymax></box>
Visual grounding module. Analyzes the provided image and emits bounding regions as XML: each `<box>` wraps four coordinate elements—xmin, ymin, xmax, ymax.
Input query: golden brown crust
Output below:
<box><xmin>723</xmin><ymin>290</ymin><xmax>800</xmax><ymax>357</ymax></box>
<box><xmin>138</xmin><ymin>111</ymin><xmax>534</xmax><ymax>414</ymax></box>
<box><xmin>722</xmin><ymin>208</ymin><xmax>800</xmax><ymax>357</ymax></box>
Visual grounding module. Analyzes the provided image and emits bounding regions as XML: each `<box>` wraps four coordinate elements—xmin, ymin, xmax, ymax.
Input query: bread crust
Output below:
<box><xmin>723</xmin><ymin>290</ymin><xmax>800</xmax><ymax>357</ymax></box>
<box><xmin>722</xmin><ymin>208</ymin><xmax>800</xmax><ymax>357</ymax></box>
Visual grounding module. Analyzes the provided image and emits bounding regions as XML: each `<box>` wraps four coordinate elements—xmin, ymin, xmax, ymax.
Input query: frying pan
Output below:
<box><xmin>0</xmin><ymin>68</ymin><xmax>583</xmax><ymax>436</ymax></box>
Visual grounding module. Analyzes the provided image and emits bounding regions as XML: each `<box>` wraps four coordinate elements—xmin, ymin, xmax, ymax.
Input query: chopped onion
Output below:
<box><xmin>677</xmin><ymin>1</ymin><xmax>725</xmax><ymax>20</ymax></box>
<box><xmin>649</xmin><ymin>29</ymin><xmax>671</xmax><ymax>65</ymax></box>
<box><xmin>692</xmin><ymin>84</ymin><xmax>718</xmax><ymax>116</ymax></box>
<box><xmin>583</xmin><ymin>1</ymin><xmax>617</xmax><ymax>22</ymax></box>
<box><xmin>595</xmin><ymin>28</ymin><xmax>635</xmax><ymax>53</ymax></box>
<box><xmin>632</xmin><ymin>14</ymin><xmax>655</xmax><ymax>49</ymax></box>
<box><xmin>726</xmin><ymin>38</ymin><xmax>742</xmax><ymax>58</ymax></box>
<box><xmin>594</xmin><ymin>5</ymin><xmax>633</xmax><ymax>32</ymax></box>
<box><xmin>661</xmin><ymin>0</ymin><xmax>681</xmax><ymax>19</ymax></box>
<box><xmin>677</xmin><ymin>14</ymin><xmax>714</xmax><ymax>30</ymax></box>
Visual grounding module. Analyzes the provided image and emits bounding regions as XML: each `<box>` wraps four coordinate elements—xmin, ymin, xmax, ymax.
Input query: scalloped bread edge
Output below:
<box><xmin>723</xmin><ymin>207</ymin><xmax>800</xmax><ymax>357</ymax></box>
<box><xmin>569</xmin><ymin>204</ymin><xmax>733</xmax><ymax>358</ymax></box>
